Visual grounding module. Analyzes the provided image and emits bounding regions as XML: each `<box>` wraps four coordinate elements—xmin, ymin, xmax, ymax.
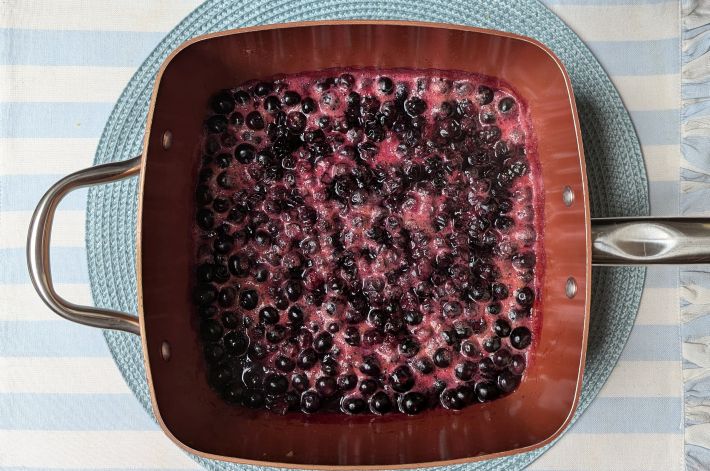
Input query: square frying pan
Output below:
<box><xmin>27</xmin><ymin>21</ymin><xmax>710</xmax><ymax>469</ymax></box>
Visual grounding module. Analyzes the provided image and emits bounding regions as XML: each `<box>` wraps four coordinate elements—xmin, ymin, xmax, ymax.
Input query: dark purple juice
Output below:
<box><xmin>192</xmin><ymin>68</ymin><xmax>543</xmax><ymax>416</ymax></box>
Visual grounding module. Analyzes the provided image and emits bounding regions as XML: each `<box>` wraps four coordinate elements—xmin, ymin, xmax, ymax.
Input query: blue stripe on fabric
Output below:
<box><xmin>0</xmin><ymin>29</ymin><xmax>165</xmax><ymax>66</ymax></box>
<box><xmin>1</xmin><ymin>175</ymin><xmax>87</xmax><ymax>211</ymax></box>
<box><xmin>0</xmin><ymin>394</ymin><xmax>156</xmax><ymax>430</ymax></box>
<box><xmin>570</xmin><ymin>397</ymin><xmax>682</xmax><ymax>433</ymax></box>
<box><xmin>682</xmin><ymin>310</ymin><xmax>710</xmax><ymax>340</ymax></box>
<box><xmin>644</xmin><ymin>265</ymin><xmax>679</xmax><ymax>289</ymax></box>
<box><xmin>586</xmin><ymin>39</ymin><xmax>679</xmax><ymax>75</ymax></box>
<box><xmin>629</xmin><ymin>110</ymin><xmax>679</xmax><ymax>146</ymax></box>
<box><xmin>545</xmin><ymin>0</ymin><xmax>674</xmax><ymax>4</ymax></box>
<box><xmin>0</xmin><ymin>248</ymin><xmax>88</xmax><ymax>284</ymax></box>
<box><xmin>0</xmin><ymin>321</ymin><xmax>112</xmax><ymax>356</ymax></box>
<box><xmin>650</xmin><ymin>180</ymin><xmax>680</xmax><ymax>216</ymax></box>
<box><xmin>620</xmin><ymin>325</ymin><xmax>681</xmax><ymax>361</ymax></box>
<box><xmin>0</xmin><ymin>103</ymin><xmax>114</xmax><ymax>138</ymax></box>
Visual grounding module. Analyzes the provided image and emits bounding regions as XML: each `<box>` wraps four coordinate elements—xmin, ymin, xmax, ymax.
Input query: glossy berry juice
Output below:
<box><xmin>191</xmin><ymin>68</ymin><xmax>543</xmax><ymax>416</ymax></box>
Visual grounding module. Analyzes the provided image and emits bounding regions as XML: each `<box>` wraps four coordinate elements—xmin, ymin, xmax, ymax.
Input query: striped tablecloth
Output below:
<box><xmin>1</xmin><ymin>1</ymin><xmax>707</xmax><ymax>470</ymax></box>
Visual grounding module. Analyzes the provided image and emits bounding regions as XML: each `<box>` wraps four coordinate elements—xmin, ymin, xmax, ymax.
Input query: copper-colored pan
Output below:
<box><xmin>26</xmin><ymin>21</ymin><xmax>710</xmax><ymax>469</ymax></box>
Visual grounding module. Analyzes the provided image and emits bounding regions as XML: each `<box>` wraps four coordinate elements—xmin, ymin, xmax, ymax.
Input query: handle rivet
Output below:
<box><xmin>563</xmin><ymin>186</ymin><xmax>574</xmax><ymax>207</ymax></box>
<box><xmin>565</xmin><ymin>277</ymin><xmax>577</xmax><ymax>299</ymax></box>
<box><xmin>161</xmin><ymin>341</ymin><xmax>171</xmax><ymax>361</ymax></box>
<box><xmin>162</xmin><ymin>130</ymin><xmax>173</xmax><ymax>150</ymax></box>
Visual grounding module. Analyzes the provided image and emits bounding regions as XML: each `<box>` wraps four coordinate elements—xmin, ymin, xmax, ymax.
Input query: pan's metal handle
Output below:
<box><xmin>592</xmin><ymin>217</ymin><xmax>710</xmax><ymax>265</ymax></box>
<box><xmin>27</xmin><ymin>157</ymin><xmax>143</xmax><ymax>335</ymax></box>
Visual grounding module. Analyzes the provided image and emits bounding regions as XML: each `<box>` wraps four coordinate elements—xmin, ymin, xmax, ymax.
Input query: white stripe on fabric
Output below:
<box><xmin>0</xmin><ymin>66</ymin><xmax>135</xmax><ymax>103</ymax></box>
<box><xmin>0</xmin><ymin>138</ymin><xmax>97</xmax><ymax>175</ymax></box>
<box><xmin>0</xmin><ymin>0</ymin><xmax>202</xmax><ymax>32</ymax></box>
<box><xmin>0</xmin><ymin>431</ymin><xmax>198</xmax><ymax>469</ymax></box>
<box><xmin>527</xmin><ymin>433</ymin><xmax>684</xmax><ymax>471</ymax></box>
<box><xmin>643</xmin><ymin>144</ymin><xmax>682</xmax><ymax>182</ymax></box>
<box><xmin>0</xmin><ymin>284</ymin><xmax>92</xmax><ymax>321</ymax></box>
<box><xmin>548</xmin><ymin>2</ymin><xmax>679</xmax><ymax>42</ymax></box>
<box><xmin>1</xmin><ymin>210</ymin><xmax>85</xmax><ymax>249</ymax></box>
<box><xmin>637</xmin><ymin>287</ymin><xmax>681</xmax><ymax>325</ymax></box>
<box><xmin>0</xmin><ymin>358</ymin><xmax>129</xmax><ymax>394</ymax></box>
<box><xmin>612</xmin><ymin>75</ymin><xmax>680</xmax><ymax>111</ymax></box>
<box><xmin>598</xmin><ymin>360</ymin><xmax>681</xmax><ymax>397</ymax></box>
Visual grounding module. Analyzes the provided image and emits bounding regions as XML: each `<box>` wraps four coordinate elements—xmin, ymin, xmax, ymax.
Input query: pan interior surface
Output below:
<box><xmin>136</xmin><ymin>22</ymin><xmax>589</xmax><ymax>467</ymax></box>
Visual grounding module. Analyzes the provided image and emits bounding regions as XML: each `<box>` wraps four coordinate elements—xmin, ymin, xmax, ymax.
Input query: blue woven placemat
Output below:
<box><xmin>85</xmin><ymin>0</ymin><xmax>649</xmax><ymax>470</ymax></box>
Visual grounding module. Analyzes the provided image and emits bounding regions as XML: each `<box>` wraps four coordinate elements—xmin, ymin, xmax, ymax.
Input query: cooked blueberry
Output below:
<box><xmin>197</xmin><ymin>263</ymin><xmax>215</xmax><ymax>283</ymax></box>
<box><xmin>239</xmin><ymin>289</ymin><xmax>258</xmax><ymax>310</ymax></box>
<box><xmin>510</xmin><ymin>354</ymin><xmax>526</xmax><ymax>375</ymax></box>
<box><xmin>266</xmin><ymin>325</ymin><xmax>287</xmax><ymax>343</ymax></box>
<box><xmin>200</xmin><ymin>319</ymin><xmax>223</xmax><ymax>341</ymax></box>
<box><xmin>491</xmin><ymin>283</ymin><xmax>509</xmax><ymax>300</ymax></box>
<box><xmin>196</xmin><ymin>208</ymin><xmax>214</xmax><ymax>230</ymax></box>
<box><xmin>213</xmin><ymin>235</ymin><xmax>233</xmax><ymax>254</ymax></box>
<box><xmin>286</xmin><ymin>111</ymin><xmax>307</xmax><ymax>133</ymax></box>
<box><xmin>510</xmin><ymin>326</ymin><xmax>532</xmax><ymax>349</ymax></box>
<box><xmin>466</xmin><ymin>281</ymin><xmax>491</xmax><ymax>302</ymax></box>
<box><xmin>341</xmin><ymin>326</ymin><xmax>360</xmax><ymax>346</ymax></box>
<box><xmin>315</xmin><ymin>376</ymin><xmax>337</xmax><ymax>397</ymax></box>
<box><xmin>314</xmin><ymin>332</ymin><xmax>333</xmax><ymax>352</ymax></box>
<box><xmin>475</xmin><ymin>381</ymin><xmax>500</xmax><ymax>402</ymax></box>
<box><xmin>213</xmin><ymin>197</ymin><xmax>229</xmax><ymax>213</ymax></box>
<box><xmin>461</xmin><ymin>340</ymin><xmax>481</xmax><ymax>358</ymax></box>
<box><xmin>440</xmin><ymin>388</ymin><xmax>465</xmax><ymax>410</ymax></box>
<box><xmin>404</xmin><ymin>97</ymin><xmax>426</xmax><ymax>116</ymax></box>
<box><xmin>301</xmin><ymin>390</ymin><xmax>321</xmax><ymax>413</ymax></box>
<box><xmin>512</xmin><ymin>252</ymin><xmax>536</xmax><ymax>269</ymax></box>
<box><xmin>494</xmin><ymin>319</ymin><xmax>511</xmax><ymax>337</ymax></box>
<box><xmin>359</xmin><ymin>378</ymin><xmax>378</xmax><ymax>396</ymax></box>
<box><xmin>455</xmin><ymin>361</ymin><xmax>477</xmax><ymax>381</ymax></box>
<box><xmin>399</xmin><ymin>392</ymin><xmax>427</xmax><ymax>415</ymax></box>
<box><xmin>222</xmin><ymin>331</ymin><xmax>248</xmax><ymax>356</ymax></box>
<box><xmin>228</xmin><ymin>255</ymin><xmax>251</xmax><ymax>277</ymax></box>
<box><xmin>477</xmin><ymin>86</ymin><xmax>494</xmax><ymax>105</ymax></box>
<box><xmin>486</xmin><ymin>302</ymin><xmax>502</xmax><ymax>315</ymax></box>
<box><xmin>205</xmin><ymin>115</ymin><xmax>227</xmax><ymax>133</ymax></box>
<box><xmin>235</xmin><ymin>143</ymin><xmax>255</xmax><ymax>163</ymax></box>
<box><xmin>297</xmin><ymin>348</ymin><xmax>318</xmax><ymax>370</ymax></box>
<box><xmin>222</xmin><ymin>382</ymin><xmax>244</xmax><ymax>403</ymax></box>
<box><xmin>246</xmin><ymin>111</ymin><xmax>265</xmax><ymax>130</ymax></box>
<box><xmin>320</xmin><ymin>357</ymin><xmax>338</xmax><ymax>376</ymax></box>
<box><xmin>498</xmin><ymin>97</ymin><xmax>515</xmax><ymax>113</ymax></box>
<box><xmin>478</xmin><ymin>357</ymin><xmax>496</xmax><ymax>377</ymax></box>
<box><xmin>414</xmin><ymin>357</ymin><xmax>435</xmax><ymax>374</ymax></box>
<box><xmin>208</xmin><ymin>365</ymin><xmax>232</xmax><ymax>388</ymax></box>
<box><xmin>378</xmin><ymin>76</ymin><xmax>394</xmax><ymax>94</ymax></box>
<box><xmin>264</xmin><ymin>373</ymin><xmax>289</xmax><ymax>395</ymax></box>
<box><xmin>281</xmin><ymin>90</ymin><xmax>301</xmax><ymax>106</ymax></box>
<box><xmin>515</xmin><ymin>287</ymin><xmax>535</xmax><ymax>306</ymax></box>
<box><xmin>217</xmin><ymin>287</ymin><xmax>236</xmax><ymax>307</ymax></box>
<box><xmin>370</xmin><ymin>391</ymin><xmax>392</xmax><ymax>414</ymax></box>
<box><xmin>338</xmin><ymin>374</ymin><xmax>358</xmax><ymax>391</ymax></box>
<box><xmin>254</xmin><ymin>82</ymin><xmax>273</xmax><ymax>96</ymax></box>
<box><xmin>275</xmin><ymin>355</ymin><xmax>295</xmax><ymax>372</ymax></box>
<box><xmin>492</xmin><ymin>349</ymin><xmax>512</xmax><ymax>368</ymax></box>
<box><xmin>196</xmin><ymin>185</ymin><xmax>213</xmax><ymax>205</ymax></box>
<box><xmin>341</xmin><ymin>396</ymin><xmax>367</xmax><ymax>414</ymax></box>
<box><xmin>263</xmin><ymin>95</ymin><xmax>281</xmax><ymax>113</ymax></box>
<box><xmin>193</xmin><ymin>283</ymin><xmax>216</xmax><ymax>305</ymax></box>
<box><xmin>359</xmin><ymin>356</ymin><xmax>380</xmax><ymax>377</ymax></box>
<box><xmin>199</xmin><ymin>305</ymin><xmax>217</xmax><ymax>318</ymax></box>
<box><xmin>233</xmin><ymin>90</ymin><xmax>250</xmax><ymax>105</ymax></box>
<box><xmin>403</xmin><ymin>310</ymin><xmax>423</xmax><ymax>325</ymax></box>
<box><xmin>482</xmin><ymin>336</ymin><xmax>501</xmax><ymax>353</ymax></box>
<box><xmin>441</xmin><ymin>329</ymin><xmax>458</xmax><ymax>346</ymax></box>
<box><xmin>204</xmin><ymin>343</ymin><xmax>225</xmax><ymax>363</ymax></box>
<box><xmin>497</xmin><ymin>370</ymin><xmax>520</xmax><ymax>393</ymax></box>
<box><xmin>398</xmin><ymin>337</ymin><xmax>420</xmax><ymax>358</ymax></box>
<box><xmin>433</xmin><ymin>348</ymin><xmax>452</xmax><ymax>368</ymax></box>
<box><xmin>288</xmin><ymin>305</ymin><xmax>304</xmax><ymax>324</ymax></box>
<box><xmin>327</xmin><ymin>322</ymin><xmax>340</xmax><ymax>333</ymax></box>
<box><xmin>216</xmin><ymin>171</ymin><xmax>233</xmax><ymax>189</ymax></box>
<box><xmin>292</xmin><ymin>373</ymin><xmax>309</xmax><ymax>392</ymax></box>
<box><xmin>211</xmin><ymin>90</ymin><xmax>235</xmax><ymax>114</ymax></box>
<box><xmin>443</xmin><ymin>301</ymin><xmax>463</xmax><ymax>318</ymax></box>
<box><xmin>389</xmin><ymin>365</ymin><xmax>415</xmax><ymax>392</ymax></box>
<box><xmin>230</xmin><ymin>112</ymin><xmax>244</xmax><ymax>126</ymax></box>
<box><xmin>300</xmin><ymin>97</ymin><xmax>317</xmax><ymax>114</ymax></box>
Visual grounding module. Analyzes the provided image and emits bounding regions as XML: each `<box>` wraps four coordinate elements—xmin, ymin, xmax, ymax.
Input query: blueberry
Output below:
<box><xmin>497</xmin><ymin>370</ymin><xmax>520</xmax><ymax>393</ymax></box>
<box><xmin>404</xmin><ymin>97</ymin><xmax>427</xmax><ymax>116</ymax></box>
<box><xmin>466</xmin><ymin>281</ymin><xmax>491</xmax><ymax>302</ymax></box>
<box><xmin>300</xmin><ymin>390</ymin><xmax>321</xmax><ymax>413</ymax></box>
<box><xmin>252</xmin><ymin>265</ymin><xmax>269</xmax><ymax>283</ymax></box>
<box><xmin>483</xmin><ymin>336</ymin><xmax>501</xmax><ymax>353</ymax></box>
<box><xmin>327</xmin><ymin>322</ymin><xmax>340</xmax><ymax>334</ymax></box>
<box><xmin>193</xmin><ymin>283</ymin><xmax>216</xmax><ymax>306</ymax></box>
<box><xmin>455</xmin><ymin>361</ymin><xmax>477</xmax><ymax>381</ymax></box>
<box><xmin>440</xmin><ymin>388</ymin><xmax>465</xmax><ymax>410</ymax></box>
<box><xmin>461</xmin><ymin>340</ymin><xmax>481</xmax><ymax>358</ymax></box>
<box><xmin>239</xmin><ymin>289</ymin><xmax>258</xmax><ymax>310</ymax></box>
<box><xmin>213</xmin><ymin>197</ymin><xmax>230</xmax><ymax>213</ymax></box>
<box><xmin>441</xmin><ymin>329</ymin><xmax>458</xmax><ymax>346</ymax></box>
<box><xmin>288</xmin><ymin>305</ymin><xmax>304</xmax><ymax>324</ymax></box>
<box><xmin>492</xmin><ymin>348</ymin><xmax>512</xmax><ymax>368</ymax></box>
<box><xmin>235</xmin><ymin>143</ymin><xmax>255</xmax><ymax>163</ymax></box>
<box><xmin>443</xmin><ymin>301</ymin><xmax>463</xmax><ymax>318</ymax></box>
<box><xmin>266</xmin><ymin>325</ymin><xmax>287</xmax><ymax>344</ymax></box>
<box><xmin>223</xmin><ymin>382</ymin><xmax>244</xmax><ymax>404</ymax></box>
<box><xmin>284</xmin><ymin>280</ymin><xmax>303</xmax><ymax>302</ymax></box>
<box><xmin>403</xmin><ymin>310</ymin><xmax>423</xmax><ymax>325</ymax></box>
<box><xmin>274</xmin><ymin>294</ymin><xmax>290</xmax><ymax>311</ymax></box>
<box><xmin>292</xmin><ymin>373</ymin><xmax>309</xmax><ymax>392</ymax></box>
<box><xmin>477</xmin><ymin>86</ymin><xmax>494</xmax><ymax>105</ymax></box>
<box><xmin>478</xmin><ymin>357</ymin><xmax>496</xmax><ymax>377</ymax></box>
<box><xmin>475</xmin><ymin>381</ymin><xmax>500</xmax><ymax>402</ymax></box>
<box><xmin>195</xmin><ymin>185</ymin><xmax>213</xmax><ymax>206</ymax></box>
<box><xmin>338</xmin><ymin>374</ymin><xmax>358</xmax><ymax>391</ymax></box>
<box><xmin>205</xmin><ymin>115</ymin><xmax>227</xmax><ymax>134</ymax></box>
<box><xmin>264</xmin><ymin>373</ymin><xmax>289</xmax><ymax>395</ymax></box>
<box><xmin>217</xmin><ymin>287</ymin><xmax>236</xmax><ymax>307</ymax></box>
<box><xmin>433</xmin><ymin>348</ymin><xmax>452</xmax><ymax>368</ymax></box>
<box><xmin>196</xmin><ymin>263</ymin><xmax>215</xmax><ymax>283</ymax></box>
<box><xmin>510</xmin><ymin>327</ymin><xmax>532</xmax><ymax>349</ymax></box>
<box><xmin>275</xmin><ymin>355</ymin><xmax>295</xmax><ymax>372</ymax></box>
<box><xmin>359</xmin><ymin>356</ymin><xmax>380</xmax><ymax>377</ymax></box>
<box><xmin>515</xmin><ymin>287</ymin><xmax>535</xmax><ymax>306</ymax></box>
<box><xmin>454</xmin><ymin>322</ymin><xmax>473</xmax><ymax>339</ymax></box>
<box><xmin>369</xmin><ymin>391</ymin><xmax>392</xmax><ymax>414</ymax></box>
<box><xmin>216</xmin><ymin>171</ymin><xmax>233</xmax><ymax>189</ymax></box>
<box><xmin>208</xmin><ymin>365</ymin><xmax>232</xmax><ymax>388</ymax></box>
<box><xmin>200</xmin><ymin>319</ymin><xmax>223</xmax><ymax>341</ymax></box>
<box><xmin>486</xmin><ymin>303</ymin><xmax>502</xmax><ymax>316</ymax></box>
<box><xmin>263</xmin><ymin>95</ymin><xmax>281</xmax><ymax>113</ymax></box>
<box><xmin>389</xmin><ymin>365</ymin><xmax>415</xmax><ymax>392</ymax></box>
<box><xmin>512</xmin><ymin>252</ymin><xmax>536</xmax><ymax>269</ymax></box>
<box><xmin>491</xmin><ymin>283</ymin><xmax>509</xmax><ymax>300</ymax></box>
<box><xmin>301</xmin><ymin>97</ymin><xmax>317</xmax><ymax>114</ymax></box>
<box><xmin>359</xmin><ymin>378</ymin><xmax>378</xmax><ymax>396</ymax></box>
<box><xmin>228</xmin><ymin>255</ymin><xmax>251</xmax><ymax>278</ymax></box>
<box><xmin>297</xmin><ymin>348</ymin><xmax>318</xmax><ymax>370</ymax></box>
<box><xmin>494</xmin><ymin>216</ymin><xmax>514</xmax><ymax>232</ymax></box>
<box><xmin>398</xmin><ymin>337</ymin><xmax>420</xmax><ymax>358</ymax></box>
<box><xmin>246</xmin><ymin>111</ymin><xmax>265</xmax><ymax>130</ymax></box>
<box><xmin>343</xmin><ymin>326</ymin><xmax>361</xmax><ymax>346</ymax></box>
<box><xmin>211</xmin><ymin>90</ymin><xmax>235</xmax><ymax>114</ymax></box>
<box><xmin>223</xmin><ymin>331</ymin><xmax>248</xmax><ymax>356</ymax></box>
<box><xmin>399</xmin><ymin>392</ymin><xmax>428</xmax><ymax>415</ymax></box>
<box><xmin>510</xmin><ymin>354</ymin><xmax>526</xmax><ymax>375</ymax></box>
<box><xmin>494</xmin><ymin>319</ymin><xmax>511</xmax><ymax>337</ymax></box>
<box><xmin>286</xmin><ymin>111</ymin><xmax>307</xmax><ymax>133</ymax></box>
<box><xmin>213</xmin><ymin>235</ymin><xmax>233</xmax><ymax>255</ymax></box>
<box><xmin>341</xmin><ymin>396</ymin><xmax>367</xmax><ymax>414</ymax></box>
<box><xmin>314</xmin><ymin>332</ymin><xmax>333</xmax><ymax>352</ymax></box>
<box><xmin>498</xmin><ymin>97</ymin><xmax>515</xmax><ymax>113</ymax></box>
<box><xmin>204</xmin><ymin>343</ymin><xmax>225</xmax><ymax>363</ymax></box>
<box><xmin>281</xmin><ymin>90</ymin><xmax>301</xmax><ymax>106</ymax></box>
<box><xmin>196</xmin><ymin>208</ymin><xmax>214</xmax><ymax>230</ymax></box>
<box><xmin>254</xmin><ymin>82</ymin><xmax>272</xmax><ymax>97</ymax></box>
<box><xmin>378</xmin><ymin>77</ymin><xmax>394</xmax><ymax>94</ymax></box>
<box><xmin>414</xmin><ymin>357</ymin><xmax>435</xmax><ymax>374</ymax></box>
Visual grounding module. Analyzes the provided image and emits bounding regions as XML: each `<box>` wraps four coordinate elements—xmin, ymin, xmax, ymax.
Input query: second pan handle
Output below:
<box><xmin>591</xmin><ymin>217</ymin><xmax>710</xmax><ymax>265</ymax></box>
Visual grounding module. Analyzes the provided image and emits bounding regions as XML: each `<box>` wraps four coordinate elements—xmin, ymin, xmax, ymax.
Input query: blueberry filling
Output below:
<box><xmin>193</xmin><ymin>68</ymin><xmax>541</xmax><ymax>415</ymax></box>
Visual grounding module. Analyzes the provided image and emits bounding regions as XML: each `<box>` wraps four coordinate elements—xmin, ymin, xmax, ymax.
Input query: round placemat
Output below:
<box><xmin>86</xmin><ymin>0</ymin><xmax>649</xmax><ymax>470</ymax></box>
